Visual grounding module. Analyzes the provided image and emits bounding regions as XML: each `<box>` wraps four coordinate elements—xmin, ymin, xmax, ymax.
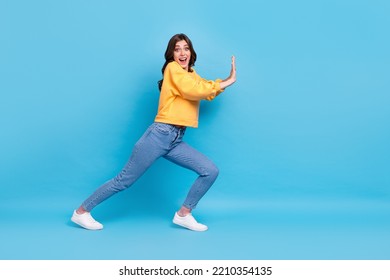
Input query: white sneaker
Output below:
<box><xmin>173</xmin><ymin>212</ymin><xmax>208</xmax><ymax>232</ymax></box>
<box><xmin>71</xmin><ymin>210</ymin><xmax>103</xmax><ymax>230</ymax></box>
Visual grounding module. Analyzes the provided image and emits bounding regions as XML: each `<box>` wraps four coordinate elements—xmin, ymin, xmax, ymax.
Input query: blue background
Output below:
<box><xmin>1</xmin><ymin>0</ymin><xmax>389</xmax><ymax>259</ymax></box>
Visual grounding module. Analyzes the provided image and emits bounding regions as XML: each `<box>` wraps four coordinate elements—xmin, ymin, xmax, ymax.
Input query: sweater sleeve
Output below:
<box><xmin>166</xmin><ymin>62</ymin><xmax>224</xmax><ymax>101</ymax></box>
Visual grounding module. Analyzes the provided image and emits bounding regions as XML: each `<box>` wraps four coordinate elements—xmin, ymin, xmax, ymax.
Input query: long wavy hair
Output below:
<box><xmin>158</xmin><ymin>33</ymin><xmax>197</xmax><ymax>91</ymax></box>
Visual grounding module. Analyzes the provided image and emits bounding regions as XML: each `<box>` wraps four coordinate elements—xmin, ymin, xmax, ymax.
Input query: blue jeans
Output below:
<box><xmin>81</xmin><ymin>122</ymin><xmax>219</xmax><ymax>212</ymax></box>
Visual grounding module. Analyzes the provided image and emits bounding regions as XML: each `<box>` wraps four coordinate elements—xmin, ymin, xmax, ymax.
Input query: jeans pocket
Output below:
<box><xmin>153</xmin><ymin>123</ymin><xmax>172</xmax><ymax>135</ymax></box>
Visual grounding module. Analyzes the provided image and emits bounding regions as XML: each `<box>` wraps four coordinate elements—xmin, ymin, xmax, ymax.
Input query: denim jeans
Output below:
<box><xmin>81</xmin><ymin>122</ymin><xmax>219</xmax><ymax>212</ymax></box>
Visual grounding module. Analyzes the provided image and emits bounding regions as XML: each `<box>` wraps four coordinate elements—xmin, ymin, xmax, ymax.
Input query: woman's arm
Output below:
<box><xmin>165</xmin><ymin>56</ymin><xmax>236</xmax><ymax>101</ymax></box>
<box><xmin>219</xmin><ymin>56</ymin><xmax>236</xmax><ymax>90</ymax></box>
<box><xmin>166</xmin><ymin>62</ymin><xmax>223</xmax><ymax>101</ymax></box>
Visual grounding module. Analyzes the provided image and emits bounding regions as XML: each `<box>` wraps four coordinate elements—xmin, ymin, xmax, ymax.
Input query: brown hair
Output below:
<box><xmin>158</xmin><ymin>33</ymin><xmax>197</xmax><ymax>91</ymax></box>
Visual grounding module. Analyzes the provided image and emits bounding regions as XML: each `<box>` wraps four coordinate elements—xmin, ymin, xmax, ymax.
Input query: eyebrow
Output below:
<box><xmin>175</xmin><ymin>44</ymin><xmax>189</xmax><ymax>48</ymax></box>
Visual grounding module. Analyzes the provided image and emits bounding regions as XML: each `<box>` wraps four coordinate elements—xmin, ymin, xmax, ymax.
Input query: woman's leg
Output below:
<box><xmin>164</xmin><ymin>141</ymin><xmax>219</xmax><ymax>210</ymax></box>
<box><xmin>81</xmin><ymin>125</ymin><xmax>168</xmax><ymax>212</ymax></box>
<box><xmin>71</xmin><ymin>123</ymin><xmax>174</xmax><ymax>230</ymax></box>
<box><xmin>165</xmin><ymin>140</ymin><xmax>219</xmax><ymax>231</ymax></box>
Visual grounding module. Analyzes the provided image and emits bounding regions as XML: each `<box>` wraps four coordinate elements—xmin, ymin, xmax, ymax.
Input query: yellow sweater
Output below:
<box><xmin>155</xmin><ymin>61</ymin><xmax>224</xmax><ymax>128</ymax></box>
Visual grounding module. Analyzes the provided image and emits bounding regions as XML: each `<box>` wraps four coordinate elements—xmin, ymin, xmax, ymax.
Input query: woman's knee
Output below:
<box><xmin>112</xmin><ymin>170</ymin><xmax>132</xmax><ymax>191</ymax></box>
<box><xmin>203</xmin><ymin>162</ymin><xmax>219</xmax><ymax>179</ymax></box>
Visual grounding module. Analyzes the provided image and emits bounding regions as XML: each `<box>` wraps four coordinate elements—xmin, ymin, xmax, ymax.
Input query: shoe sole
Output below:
<box><xmin>71</xmin><ymin>216</ymin><xmax>103</xmax><ymax>230</ymax></box>
<box><xmin>172</xmin><ymin>217</ymin><xmax>208</xmax><ymax>232</ymax></box>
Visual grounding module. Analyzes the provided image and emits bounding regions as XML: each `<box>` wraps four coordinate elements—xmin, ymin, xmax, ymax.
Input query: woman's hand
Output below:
<box><xmin>220</xmin><ymin>56</ymin><xmax>237</xmax><ymax>90</ymax></box>
<box><xmin>228</xmin><ymin>55</ymin><xmax>236</xmax><ymax>83</ymax></box>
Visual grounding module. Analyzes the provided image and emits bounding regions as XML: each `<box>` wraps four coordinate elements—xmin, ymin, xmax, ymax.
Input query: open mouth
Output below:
<box><xmin>178</xmin><ymin>57</ymin><xmax>187</xmax><ymax>64</ymax></box>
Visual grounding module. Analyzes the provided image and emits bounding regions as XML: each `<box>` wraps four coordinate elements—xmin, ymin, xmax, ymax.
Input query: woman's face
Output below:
<box><xmin>173</xmin><ymin>40</ymin><xmax>191</xmax><ymax>71</ymax></box>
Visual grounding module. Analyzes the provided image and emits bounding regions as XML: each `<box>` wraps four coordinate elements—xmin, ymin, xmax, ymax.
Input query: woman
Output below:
<box><xmin>71</xmin><ymin>33</ymin><xmax>236</xmax><ymax>231</ymax></box>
